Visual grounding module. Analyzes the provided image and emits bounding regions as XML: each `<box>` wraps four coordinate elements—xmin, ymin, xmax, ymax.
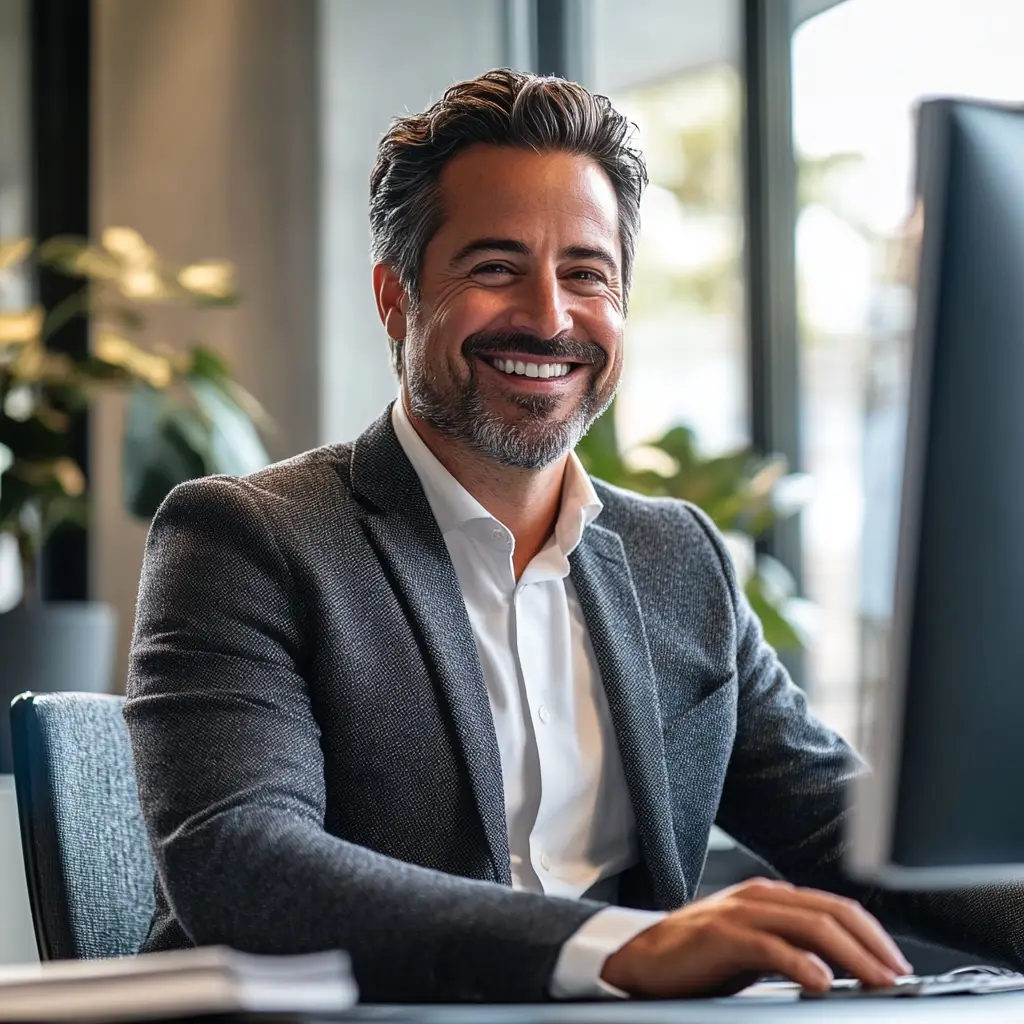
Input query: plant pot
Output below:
<box><xmin>0</xmin><ymin>602</ymin><xmax>117</xmax><ymax>773</ymax></box>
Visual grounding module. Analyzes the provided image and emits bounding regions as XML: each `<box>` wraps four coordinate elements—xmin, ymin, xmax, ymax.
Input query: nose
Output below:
<box><xmin>508</xmin><ymin>268</ymin><xmax>574</xmax><ymax>340</ymax></box>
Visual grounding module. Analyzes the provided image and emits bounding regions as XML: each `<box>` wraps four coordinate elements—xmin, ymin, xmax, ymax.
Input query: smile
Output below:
<box><xmin>487</xmin><ymin>357</ymin><xmax>573</xmax><ymax>379</ymax></box>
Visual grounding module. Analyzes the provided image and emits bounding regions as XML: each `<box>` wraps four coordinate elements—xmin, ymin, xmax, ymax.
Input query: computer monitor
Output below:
<box><xmin>849</xmin><ymin>97</ymin><xmax>1024</xmax><ymax>887</ymax></box>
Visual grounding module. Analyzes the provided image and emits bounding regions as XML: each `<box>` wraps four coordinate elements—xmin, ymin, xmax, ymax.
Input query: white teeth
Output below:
<box><xmin>488</xmin><ymin>358</ymin><xmax>574</xmax><ymax>379</ymax></box>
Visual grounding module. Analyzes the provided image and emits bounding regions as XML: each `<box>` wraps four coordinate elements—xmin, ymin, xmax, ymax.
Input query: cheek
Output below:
<box><xmin>424</xmin><ymin>285</ymin><xmax>502</xmax><ymax>349</ymax></box>
<box><xmin>582</xmin><ymin>302</ymin><xmax>625</xmax><ymax>367</ymax></box>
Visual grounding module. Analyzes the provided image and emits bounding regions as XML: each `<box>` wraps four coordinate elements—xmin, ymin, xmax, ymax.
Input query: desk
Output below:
<box><xmin>331</xmin><ymin>991</ymin><xmax>1024</xmax><ymax>1023</ymax></box>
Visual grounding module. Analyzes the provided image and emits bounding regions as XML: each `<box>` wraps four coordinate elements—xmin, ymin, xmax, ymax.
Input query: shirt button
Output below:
<box><xmin>491</xmin><ymin>527</ymin><xmax>505</xmax><ymax>543</ymax></box>
<box><xmin>540</xmin><ymin>852</ymin><xmax>551</xmax><ymax>871</ymax></box>
<box><xmin>537</xmin><ymin>705</ymin><xmax>550</xmax><ymax>724</ymax></box>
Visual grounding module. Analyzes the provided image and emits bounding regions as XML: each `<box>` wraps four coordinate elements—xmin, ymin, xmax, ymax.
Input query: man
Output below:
<box><xmin>125</xmin><ymin>69</ymin><xmax>1024</xmax><ymax>1003</ymax></box>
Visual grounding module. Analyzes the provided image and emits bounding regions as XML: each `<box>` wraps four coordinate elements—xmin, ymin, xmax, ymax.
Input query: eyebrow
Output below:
<box><xmin>449</xmin><ymin>238</ymin><xmax>620</xmax><ymax>275</ymax></box>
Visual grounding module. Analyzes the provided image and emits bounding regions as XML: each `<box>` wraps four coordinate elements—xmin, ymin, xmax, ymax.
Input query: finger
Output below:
<box><xmin>718</xmin><ymin>922</ymin><xmax>834</xmax><ymax>992</ymax></box>
<box><xmin>736</xmin><ymin>882</ymin><xmax>912</xmax><ymax>975</ymax></box>
<box><xmin>734</xmin><ymin>903</ymin><xmax>898</xmax><ymax>988</ymax></box>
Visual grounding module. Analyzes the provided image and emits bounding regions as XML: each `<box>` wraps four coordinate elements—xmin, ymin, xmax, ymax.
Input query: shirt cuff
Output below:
<box><xmin>549</xmin><ymin>906</ymin><xmax>667</xmax><ymax>1000</ymax></box>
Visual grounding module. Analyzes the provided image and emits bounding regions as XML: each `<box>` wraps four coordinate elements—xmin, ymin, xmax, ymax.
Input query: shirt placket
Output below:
<box><xmin>513</xmin><ymin>546</ymin><xmax>574</xmax><ymax>894</ymax></box>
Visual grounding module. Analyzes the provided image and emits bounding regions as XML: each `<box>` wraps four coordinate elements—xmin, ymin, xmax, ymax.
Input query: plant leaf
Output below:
<box><xmin>188</xmin><ymin>376</ymin><xmax>269</xmax><ymax>477</ymax></box>
<box><xmin>101</xmin><ymin>226</ymin><xmax>151</xmax><ymax>262</ymax></box>
<box><xmin>0</xmin><ymin>238</ymin><xmax>32</xmax><ymax>272</ymax></box>
<box><xmin>40</xmin><ymin>492</ymin><xmax>89</xmax><ymax>538</ymax></box>
<box><xmin>0</xmin><ymin>467</ymin><xmax>33</xmax><ymax>530</ymax></box>
<box><xmin>0</xmin><ymin>308</ymin><xmax>44</xmax><ymax>345</ymax></box>
<box><xmin>94</xmin><ymin>332</ymin><xmax>175</xmax><ymax>388</ymax></box>
<box><xmin>177</xmin><ymin>260</ymin><xmax>237</xmax><ymax>303</ymax></box>
<box><xmin>576</xmin><ymin>402</ymin><xmax>627</xmax><ymax>481</ymax></box>
<box><xmin>122</xmin><ymin>386</ymin><xmax>212</xmax><ymax>519</ymax></box>
<box><xmin>0</xmin><ymin>413</ymin><xmax>69</xmax><ymax>461</ymax></box>
<box><xmin>38</xmin><ymin>236</ymin><xmax>123</xmax><ymax>281</ymax></box>
<box><xmin>745</xmin><ymin>573</ymin><xmax>804</xmax><ymax>652</ymax></box>
<box><xmin>187</xmin><ymin>344</ymin><xmax>234</xmax><ymax>381</ymax></box>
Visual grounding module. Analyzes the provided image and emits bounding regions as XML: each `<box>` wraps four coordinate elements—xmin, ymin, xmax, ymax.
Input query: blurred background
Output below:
<box><xmin>2</xmin><ymin>0</ymin><xmax>1024</xmax><ymax>963</ymax></box>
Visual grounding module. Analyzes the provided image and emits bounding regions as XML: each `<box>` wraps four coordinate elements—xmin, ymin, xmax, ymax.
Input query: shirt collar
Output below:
<box><xmin>391</xmin><ymin>396</ymin><xmax>603</xmax><ymax>555</ymax></box>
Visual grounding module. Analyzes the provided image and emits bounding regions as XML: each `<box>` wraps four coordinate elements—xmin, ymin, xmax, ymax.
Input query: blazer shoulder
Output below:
<box><xmin>591</xmin><ymin>476</ymin><xmax>714</xmax><ymax>540</ymax></box>
<box><xmin>244</xmin><ymin>442</ymin><xmax>354</xmax><ymax>501</ymax></box>
<box><xmin>156</xmin><ymin>442</ymin><xmax>358</xmax><ymax>529</ymax></box>
<box><xmin>590</xmin><ymin>478</ymin><xmax>740</xmax><ymax>596</ymax></box>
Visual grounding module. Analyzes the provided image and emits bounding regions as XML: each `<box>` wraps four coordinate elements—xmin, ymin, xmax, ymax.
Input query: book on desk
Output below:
<box><xmin>0</xmin><ymin>945</ymin><xmax>357</xmax><ymax>1022</ymax></box>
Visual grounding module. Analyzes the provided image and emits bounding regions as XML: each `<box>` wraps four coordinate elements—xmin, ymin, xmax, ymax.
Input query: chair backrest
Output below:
<box><xmin>10</xmin><ymin>692</ymin><xmax>155</xmax><ymax>960</ymax></box>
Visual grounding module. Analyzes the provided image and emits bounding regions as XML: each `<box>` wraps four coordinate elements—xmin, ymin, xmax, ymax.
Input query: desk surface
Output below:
<box><xmin>333</xmin><ymin>990</ymin><xmax>1024</xmax><ymax>1023</ymax></box>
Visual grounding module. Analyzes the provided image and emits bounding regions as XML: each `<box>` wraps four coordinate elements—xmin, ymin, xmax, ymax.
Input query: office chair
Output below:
<box><xmin>10</xmin><ymin>691</ymin><xmax>155</xmax><ymax>960</ymax></box>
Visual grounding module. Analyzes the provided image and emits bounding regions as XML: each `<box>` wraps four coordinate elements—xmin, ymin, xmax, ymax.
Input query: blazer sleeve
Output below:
<box><xmin>124</xmin><ymin>476</ymin><xmax>602</xmax><ymax>1002</ymax></box>
<box><xmin>687</xmin><ymin>505</ymin><xmax>1024</xmax><ymax>970</ymax></box>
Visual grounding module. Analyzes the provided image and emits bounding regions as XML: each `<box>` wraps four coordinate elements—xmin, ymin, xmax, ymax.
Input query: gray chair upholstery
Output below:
<box><xmin>10</xmin><ymin>691</ymin><xmax>155</xmax><ymax>960</ymax></box>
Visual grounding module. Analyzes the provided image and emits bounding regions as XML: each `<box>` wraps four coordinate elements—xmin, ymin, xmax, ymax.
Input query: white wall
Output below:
<box><xmin>317</xmin><ymin>0</ymin><xmax>508</xmax><ymax>443</ymax></box>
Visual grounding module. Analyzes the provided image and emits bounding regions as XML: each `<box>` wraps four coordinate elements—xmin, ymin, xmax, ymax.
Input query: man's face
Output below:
<box><xmin>396</xmin><ymin>145</ymin><xmax>625</xmax><ymax>470</ymax></box>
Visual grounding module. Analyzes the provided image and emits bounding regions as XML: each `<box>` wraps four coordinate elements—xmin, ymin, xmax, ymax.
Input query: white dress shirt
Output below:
<box><xmin>392</xmin><ymin>400</ymin><xmax>665</xmax><ymax>998</ymax></box>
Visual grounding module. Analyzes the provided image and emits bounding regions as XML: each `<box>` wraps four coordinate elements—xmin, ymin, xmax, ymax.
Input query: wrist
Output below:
<box><xmin>600</xmin><ymin>919</ymin><xmax>661</xmax><ymax>993</ymax></box>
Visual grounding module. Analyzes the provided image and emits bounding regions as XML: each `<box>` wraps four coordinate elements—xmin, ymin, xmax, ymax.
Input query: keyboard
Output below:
<box><xmin>801</xmin><ymin>966</ymin><xmax>1024</xmax><ymax>999</ymax></box>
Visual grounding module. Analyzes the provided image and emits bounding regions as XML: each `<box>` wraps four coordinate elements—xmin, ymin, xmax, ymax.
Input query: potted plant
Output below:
<box><xmin>0</xmin><ymin>228</ymin><xmax>270</xmax><ymax>770</ymax></box>
<box><xmin>576</xmin><ymin>402</ymin><xmax>814</xmax><ymax>653</ymax></box>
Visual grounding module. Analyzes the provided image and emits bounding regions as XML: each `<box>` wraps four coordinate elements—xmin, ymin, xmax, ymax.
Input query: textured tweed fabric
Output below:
<box><xmin>125</xmin><ymin>405</ymin><xmax>1024</xmax><ymax>1002</ymax></box>
<box><xmin>16</xmin><ymin>693</ymin><xmax>155</xmax><ymax>959</ymax></box>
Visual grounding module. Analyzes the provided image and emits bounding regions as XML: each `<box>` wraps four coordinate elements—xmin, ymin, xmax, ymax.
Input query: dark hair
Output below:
<box><xmin>369</xmin><ymin>68</ymin><xmax>648</xmax><ymax>376</ymax></box>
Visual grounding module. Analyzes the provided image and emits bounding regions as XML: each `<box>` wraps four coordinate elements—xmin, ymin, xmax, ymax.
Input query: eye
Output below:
<box><xmin>569</xmin><ymin>268</ymin><xmax>607</xmax><ymax>284</ymax></box>
<box><xmin>471</xmin><ymin>262</ymin><xmax>515</xmax><ymax>277</ymax></box>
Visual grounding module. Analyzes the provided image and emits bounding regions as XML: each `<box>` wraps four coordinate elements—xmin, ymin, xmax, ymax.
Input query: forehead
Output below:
<box><xmin>434</xmin><ymin>145</ymin><xmax>621</xmax><ymax>253</ymax></box>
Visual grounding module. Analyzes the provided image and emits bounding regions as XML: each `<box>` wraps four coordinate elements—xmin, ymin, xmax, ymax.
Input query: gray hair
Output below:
<box><xmin>369</xmin><ymin>68</ymin><xmax>648</xmax><ymax>376</ymax></box>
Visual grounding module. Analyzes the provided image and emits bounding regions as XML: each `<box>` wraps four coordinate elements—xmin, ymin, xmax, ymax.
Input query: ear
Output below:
<box><xmin>372</xmin><ymin>263</ymin><xmax>408</xmax><ymax>341</ymax></box>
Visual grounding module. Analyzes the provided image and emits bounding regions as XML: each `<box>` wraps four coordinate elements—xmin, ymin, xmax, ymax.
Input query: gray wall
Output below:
<box><xmin>0</xmin><ymin>0</ymin><xmax>30</xmax><ymax>612</ymax></box>
<box><xmin>0</xmin><ymin>7</ymin><xmax>35</xmax><ymax>962</ymax></box>
<box><xmin>92</xmin><ymin>0</ymin><xmax>320</xmax><ymax>680</ymax></box>
<box><xmin>0</xmin><ymin>0</ymin><xmax>29</xmax><ymax>255</ymax></box>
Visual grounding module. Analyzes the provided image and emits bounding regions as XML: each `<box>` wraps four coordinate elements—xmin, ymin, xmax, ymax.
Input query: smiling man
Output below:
<box><xmin>125</xmin><ymin>70</ymin><xmax>1024</xmax><ymax>1003</ymax></box>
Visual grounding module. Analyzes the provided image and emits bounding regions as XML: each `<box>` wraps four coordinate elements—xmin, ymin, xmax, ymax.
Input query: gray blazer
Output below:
<box><xmin>125</xmin><ymin>406</ymin><xmax>1024</xmax><ymax>1002</ymax></box>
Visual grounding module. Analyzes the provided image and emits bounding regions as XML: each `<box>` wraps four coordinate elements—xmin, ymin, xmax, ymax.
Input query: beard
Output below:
<box><xmin>405</xmin><ymin>329</ymin><xmax>617</xmax><ymax>470</ymax></box>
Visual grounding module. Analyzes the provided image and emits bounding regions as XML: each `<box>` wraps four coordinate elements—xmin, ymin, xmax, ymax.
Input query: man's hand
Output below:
<box><xmin>601</xmin><ymin>878</ymin><xmax>913</xmax><ymax>998</ymax></box>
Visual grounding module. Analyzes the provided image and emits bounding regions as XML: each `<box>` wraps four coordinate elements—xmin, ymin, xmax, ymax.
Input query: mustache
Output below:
<box><xmin>462</xmin><ymin>331</ymin><xmax>606</xmax><ymax>367</ymax></box>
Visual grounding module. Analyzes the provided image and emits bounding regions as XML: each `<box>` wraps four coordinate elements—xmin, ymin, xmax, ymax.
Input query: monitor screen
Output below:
<box><xmin>850</xmin><ymin>98</ymin><xmax>1024</xmax><ymax>887</ymax></box>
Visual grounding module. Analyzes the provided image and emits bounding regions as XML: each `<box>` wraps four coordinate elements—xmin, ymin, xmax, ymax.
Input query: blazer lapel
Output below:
<box><xmin>349</xmin><ymin>409</ymin><xmax>512</xmax><ymax>885</ymax></box>
<box><xmin>570</xmin><ymin>525</ymin><xmax>688</xmax><ymax>908</ymax></box>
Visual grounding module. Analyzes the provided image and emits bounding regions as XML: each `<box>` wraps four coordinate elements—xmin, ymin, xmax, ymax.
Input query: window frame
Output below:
<box><xmin>534</xmin><ymin>0</ymin><xmax>808</xmax><ymax>681</ymax></box>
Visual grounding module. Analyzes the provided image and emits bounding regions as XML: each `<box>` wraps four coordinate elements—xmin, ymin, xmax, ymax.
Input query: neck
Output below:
<box><xmin>401</xmin><ymin>394</ymin><xmax>566</xmax><ymax>579</ymax></box>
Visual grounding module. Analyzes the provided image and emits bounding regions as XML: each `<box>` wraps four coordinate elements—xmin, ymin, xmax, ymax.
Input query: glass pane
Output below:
<box><xmin>792</xmin><ymin>0</ymin><xmax>1024</xmax><ymax>741</ymax></box>
<box><xmin>590</xmin><ymin>0</ymin><xmax>748</xmax><ymax>457</ymax></box>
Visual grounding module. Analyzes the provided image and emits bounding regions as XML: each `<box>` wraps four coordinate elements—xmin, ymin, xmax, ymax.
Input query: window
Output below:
<box><xmin>590</xmin><ymin>0</ymin><xmax>748</xmax><ymax>457</ymax></box>
<box><xmin>792</xmin><ymin>0</ymin><xmax>1024</xmax><ymax>741</ymax></box>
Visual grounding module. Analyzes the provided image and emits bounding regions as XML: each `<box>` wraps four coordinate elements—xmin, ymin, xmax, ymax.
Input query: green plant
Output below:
<box><xmin>576</xmin><ymin>403</ymin><xmax>813</xmax><ymax>651</ymax></box>
<box><xmin>0</xmin><ymin>228</ymin><xmax>270</xmax><ymax>605</ymax></box>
